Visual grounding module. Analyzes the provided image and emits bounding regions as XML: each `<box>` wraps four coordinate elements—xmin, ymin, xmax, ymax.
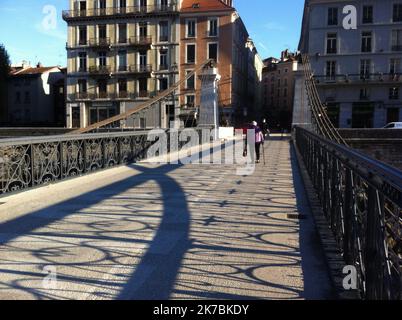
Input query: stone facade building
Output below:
<box><xmin>63</xmin><ymin>0</ymin><xmax>180</xmax><ymax>129</ymax></box>
<box><xmin>262</xmin><ymin>50</ymin><xmax>297</xmax><ymax>130</ymax></box>
<box><xmin>63</xmin><ymin>0</ymin><xmax>262</xmax><ymax>129</ymax></box>
<box><xmin>7</xmin><ymin>63</ymin><xmax>66</xmax><ymax>126</ymax></box>
<box><xmin>299</xmin><ymin>0</ymin><xmax>402</xmax><ymax>128</ymax></box>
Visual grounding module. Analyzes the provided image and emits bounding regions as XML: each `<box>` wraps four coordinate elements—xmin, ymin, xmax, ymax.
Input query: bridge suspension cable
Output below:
<box><xmin>301</xmin><ymin>54</ymin><xmax>348</xmax><ymax>146</ymax></box>
<box><xmin>69</xmin><ymin>59</ymin><xmax>214</xmax><ymax>134</ymax></box>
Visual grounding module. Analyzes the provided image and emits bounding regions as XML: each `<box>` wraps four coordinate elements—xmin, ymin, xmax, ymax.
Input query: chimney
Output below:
<box><xmin>21</xmin><ymin>60</ymin><xmax>30</xmax><ymax>69</ymax></box>
<box><xmin>37</xmin><ymin>62</ymin><xmax>43</xmax><ymax>68</ymax></box>
<box><xmin>221</xmin><ymin>0</ymin><xmax>233</xmax><ymax>7</ymax></box>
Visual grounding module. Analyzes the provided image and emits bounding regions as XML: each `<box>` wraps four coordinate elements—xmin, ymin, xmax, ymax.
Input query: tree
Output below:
<box><xmin>0</xmin><ymin>44</ymin><xmax>10</xmax><ymax>123</ymax></box>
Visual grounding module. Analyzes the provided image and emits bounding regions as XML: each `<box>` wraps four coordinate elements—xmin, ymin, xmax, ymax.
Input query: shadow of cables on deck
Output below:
<box><xmin>0</xmin><ymin>162</ymin><xmax>192</xmax><ymax>300</ymax></box>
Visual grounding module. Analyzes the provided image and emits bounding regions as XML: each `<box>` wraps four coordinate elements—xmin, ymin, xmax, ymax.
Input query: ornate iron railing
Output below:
<box><xmin>0</xmin><ymin>129</ymin><xmax>207</xmax><ymax>196</ymax></box>
<box><xmin>0</xmin><ymin>131</ymin><xmax>154</xmax><ymax>195</ymax></box>
<box><xmin>62</xmin><ymin>4</ymin><xmax>178</xmax><ymax>20</ymax></box>
<box><xmin>294</xmin><ymin>126</ymin><xmax>402</xmax><ymax>300</ymax></box>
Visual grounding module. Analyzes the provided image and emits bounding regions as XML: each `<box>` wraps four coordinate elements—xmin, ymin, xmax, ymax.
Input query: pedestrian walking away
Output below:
<box><xmin>251</xmin><ymin>121</ymin><xmax>264</xmax><ymax>164</ymax></box>
<box><xmin>261</xmin><ymin>119</ymin><xmax>270</xmax><ymax>139</ymax></box>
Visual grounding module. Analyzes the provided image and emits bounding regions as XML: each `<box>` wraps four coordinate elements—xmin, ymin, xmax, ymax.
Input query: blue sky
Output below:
<box><xmin>0</xmin><ymin>0</ymin><xmax>304</xmax><ymax>66</ymax></box>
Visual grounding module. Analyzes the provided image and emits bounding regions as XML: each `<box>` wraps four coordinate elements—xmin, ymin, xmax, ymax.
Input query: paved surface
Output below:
<box><xmin>0</xmin><ymin>137</ymin><xmax>334</xmax><ymax>300</ymax></box>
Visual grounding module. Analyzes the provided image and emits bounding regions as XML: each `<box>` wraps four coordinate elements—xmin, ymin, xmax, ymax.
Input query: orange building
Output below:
<box><xmin>178</xmin><ymin>0</ymin><xmax>259</xmax><ymax>127</ymax></box>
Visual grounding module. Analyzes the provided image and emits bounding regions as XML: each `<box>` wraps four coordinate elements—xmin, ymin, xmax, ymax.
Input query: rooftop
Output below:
<box><xmin>181</xmin><ymin>0</ymin><xmax>234</xmax><ymax>13</ymax></box>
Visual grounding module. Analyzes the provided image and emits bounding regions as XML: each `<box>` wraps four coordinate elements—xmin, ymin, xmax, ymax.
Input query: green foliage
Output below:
<box><xmin>0</xmin><ymin>44</ymin><xmax>10</xmax><ymax>81</ymax></box>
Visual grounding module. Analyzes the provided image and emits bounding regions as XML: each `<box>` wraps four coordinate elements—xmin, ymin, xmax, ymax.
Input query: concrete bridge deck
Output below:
<box><xmin>0</xmin><ymin>137</ymin><xmax>334</xmax><ymax>300</ymax></box>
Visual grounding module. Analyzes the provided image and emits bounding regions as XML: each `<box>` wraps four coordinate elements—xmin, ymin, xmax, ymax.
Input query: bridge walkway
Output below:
<box><xmin>0</xmin><ymin>136</ymin><xmax>334</xmax><ymax>300</ymax></box>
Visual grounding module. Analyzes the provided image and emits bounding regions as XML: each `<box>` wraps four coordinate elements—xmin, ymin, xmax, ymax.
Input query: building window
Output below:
<box><xmin>326</xmin><ymin>33</ymin><xmax>337</xmax><ymax>54</ymax></box>
<box><xmin>362</xmin><ymin>5</ymin><xmax>373</xmax><ymax>24</ymax></box>
<box><xmin>186</xmin><ymin>19</ymin><xmax>196</xmax><ymax>38</ymax></box>
<box><xmin>390</xmin><ymin>58</ymin><xmax>401</xmax><ymax>74</ymax></box>
<box><xmin>118</xmin><ymin>79</ymin><xmax>127</xmax><ymax>97</ymax></box>
<box><xmin>186</xmin><ymin>95</ymin><xmax>195</xmax><ymax>108</ymax></box>
<box><xmin>159</xmin><ymin>78</ymin><xmax>168</xmax><ymax>91</ymax></box>
<box><xmin>186</xmin><ymin>70</ymin><xmax>195</xmax><ymax>90</ymax></box>
<box><xmin>79</xmin><ymin>26</ymin><xmax>87</xmax><ymax>45</ymax></box>
<box><xmin>283</xmin><ymin>88</ymin><xmax>288</xmax><ymax>97</ymax></box>
<box><xmin>139</xmin><ymin>78</ymin><xmax>148</xmax><ymax>97</ymax></box>
<box><xmin>98</xmin><ymin>25</ymin><xmax>107</xmax><ymax>40</ymax></box>
<box><xmin>139</xmin><ymin>51</ymin><xmax>147</xmax><ymax>68</ymax></box>
<box><xmin>118</xmin><ymin>24</ymin><xmax>127</xmax><ymax>43</ymax></box>
<box><xmin>328</xmin><ymin>7</ymin><xmax>338</xmax><ymax>26</ymax></box>
<box><xmin>159</xmin><ymin>49</ymin><xmax>168</xmax><ymax>70</ymax></box>
<box><xmin>98</xmin><ymin>51</ymin><xmax>107</xmax><ymax>66</ymax></box>
<box><xmin>139</xmin><ymin>22</ymin><xmax>147</xmax><ymax>37</ymax></box>
<box><xmin>160</xmin><ymin>0</ymin><xmax>169</xmax><ymax>10</ymax></box>
<box><xmin>78</xmin><ymin>79</ymin><xmax>87</xmax><ymax>95</ymax></box>
<box><xmin>389</xmin><ymin>87</ymin><xmax>399</xmax><ymax>99</ymax></box>
<box><xmin>98</xmin><ymin>79</ymin><xmax>107</xmax><ymax>98</ymax></box>
<box><xmin>361</xmin><ymin>32</ymin><xmax>372</xmax><ymax>52</ymax></box>
<box><xmin>159</xmin><ymin>21</ymin><xmax>169</xmax><ymax>42</ymax></box>
<box><xmin>119</xmin><ymin>0</ymin><xmax>127</xmax><ymax>9</ymax></box>
<box><xmin>392</xmin><ymin>30</ymin><xmax>402</xmax><ymax>51</ymax></box>
<box><xmin>360</xmin><ymin>88</ymin><xmax>370</xmax><ymax>100</ymax></box>
<box><xmin>208</xmin><ymin>18</ymin><xmax>218</xmax><ymax>37</ymax></box>
<box><xmin>326</xmin><ymin>61</ymin><xmax>336</xmax><ymax>80</ymax></box>
<box><xmin>186</xmin><ymin>44</ymin><xmax>195</xmax><ymax>64</ymax></box>
<box><xmin>360</xmin><ymin>59</ymin><xmax>371</xmax><ymax>79</ymax></box>
<box><xmin>78</xmin><ymin>52</ymin><xmax>87</xmax><ymax>71</ymax></box>
<box><xmin>118</xmin><ymin>50</ymin><xmax>127</xmax><ymax>71</ymax></box>
<box><xmin>208</xmin><ymin>43</ymin><xmax>218</xmax><ymax>62</ymax></box>
<box><xmin>393</xmin><ymin>3</ymin><xmax>402</xmax><ymax>22</ymax></box>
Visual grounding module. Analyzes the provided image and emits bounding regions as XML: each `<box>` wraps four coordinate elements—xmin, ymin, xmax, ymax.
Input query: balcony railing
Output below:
<box><xmin>69</xmin><ymin>91</ymin><xmax>153</xmax><ymax>101</ymax></box>
<box><xmin>129</xmin><ymin>65</ymin><xmax>153</xmax><ymax>74</ymax></box>
<box><xmin>89</xmin><ymin>38</ymin><xmax>111</xmax><ymax>48</ymax></box>
<box><xmin>158</xmin><ymin>64</ymin><xmax>169</xmax><ymax>71</ymax></box>
<box><xmin>314</xmin><ymin>73</ymin><xmax>402</xmax><ymax>85</ymax></box>
<box><xmin>129</xmin><ymin>36</ymin><xmax>152</xmax><ymax>46</ymax></box>
<box><xmin>392</xmin><ymin>45</ymin><xmax>402</xmax><ymax>52</ymax></box>
<box><xmin>89</xmin><ymin>65</ymin><xmax>112</xmax><ymax>75</ymax></box>
<box><xmin>62</xmin><ymin>4</ymin><xmax>177</xmax><ymax>20</ymax></box>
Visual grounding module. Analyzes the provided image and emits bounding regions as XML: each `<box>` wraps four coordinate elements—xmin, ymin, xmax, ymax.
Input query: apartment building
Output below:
<box><xmin>178</xmin><ymin>0</ymin><xmax>261</xmax><ymax>127</ymax></box>
<box><xmin>63</xmin><ymin>0</ymin><xmax>180</xmax><ymax>129</ymax></box>
<box><xmin>299</xmin><ymin>0</ymin><xmax>402</xmax><ymax>128</ymax></box>
<box><xmin>7</xmin><ymin>63</ymin><xmax>66</xmax><ymax>126</ymax></box>
<box><xmin>262</xmin><ymin>50</ymin><xmax>297</xmax><ymax>130</ymax></box>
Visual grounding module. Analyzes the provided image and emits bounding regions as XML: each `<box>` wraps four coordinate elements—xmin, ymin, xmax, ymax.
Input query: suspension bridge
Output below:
<box><xmin>0</xmin><ymin>57</ymin><xmax>400</xmax><ymax>300</ymax></box>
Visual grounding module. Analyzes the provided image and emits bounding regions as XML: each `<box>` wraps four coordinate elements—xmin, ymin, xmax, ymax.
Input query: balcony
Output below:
<box><xmin>392</xmin><ymin>45</ymin><xmax>402</xmax><ymax>52</ymax></box>
<box><xmin>68</xmin><ymin>93</ymin><xmax>92</xmax><ymax>101</ymax></box>
<box><xmin>88</xmin><ymin>38</ymin><xmax>111</xmax><ymax>49</ymax></box>
<box><xmin>314</xmin><ymin>73</ymin><xmax>402</xmax><ymax>86</ymax></box>
<box><xmin>128</xmin><ymin>65</ymin><xmax>153</xmax><ymax>74</ymax></box>
<box><xmin>157</xmin><ymin>64</ymin><xmax>169</xmax><ymax>71</ymax></box>
<box><xmin>89</xmin><ymin>65</ymin><xmax>112</xmax><ymax>77</ymax></box>
<box><xmin>62</xmin><ymin>4</ymin><xmax>178</xmax><ymax>21</ymax></box>
<box><xmin>95</xmin><ymin>92</ymin><xmax>114</xmax><ymax>100</ymax></box>
<box><xmin>129</xmin><ymin>36</ymin><xmax>152</xmax><ymax>47</ymax></box>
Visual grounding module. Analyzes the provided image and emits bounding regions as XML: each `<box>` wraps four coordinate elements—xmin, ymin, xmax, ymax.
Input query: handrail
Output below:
<box><xmin>294</xmin><ymin>125</ymin><xmax>402</xmax><ymax>299</ymax></box>
<box><xmin>301</xmin><ymin>54</ymin><xmax>348</xmax><ymax>146</ymax></box>
<box><xmin>69</xmin><ymin>59</ymin><xmax>214</xmax><ymax>134</ymax></box>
